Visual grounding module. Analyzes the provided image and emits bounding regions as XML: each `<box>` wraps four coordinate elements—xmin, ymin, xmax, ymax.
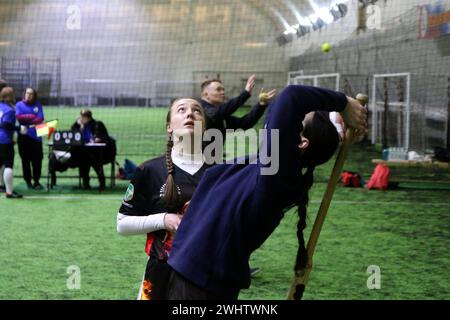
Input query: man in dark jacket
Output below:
<box><xmin>200</xmin><ymin>75</ymin><xmax>276</xmax><ymax>147</ymax></box>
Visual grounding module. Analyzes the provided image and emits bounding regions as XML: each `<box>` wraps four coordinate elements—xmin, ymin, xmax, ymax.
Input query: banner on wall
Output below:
<box><xmin>419</xmin><ymin>1</ymin><xmax>450</xmax><ymax>39</ymax></box>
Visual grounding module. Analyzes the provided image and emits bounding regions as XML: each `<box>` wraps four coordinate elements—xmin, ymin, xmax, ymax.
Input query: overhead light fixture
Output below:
<box><xmin>277</xmin><ymin>2</ymin><xmax>348</xmax><ymax>44</ymax></box>
<box><xmin>283</xmin><ymin>26</ymin><xmax>297</xmax><ymax>35</ymax></box>
<box><xmin>276</xmin><ymin>33</ymin><xmax>294</xmax><ymax>46</ymax></box>
<box><xmin>308</xmin><ymin>14</ymin><xmax>325</xmax><ymax>30</ymax></box>
<box><xmin>317</xmin><ymin>7</ymin><xmax>334</xmax><ymax>24</ymax></box>
<box><xmin>312</xmin><ymin>18</ymin><xmax>325</xmax><ymax>30</ymax></box>
<box><xmin>330</xmin><ymin>3</ymin><xmax>348</xmax><ymax>20</ymax></box>
<box><xmin>296</xmin><ymin>25</ymin><xmax>310</xmax><ymax>37</ymax></box>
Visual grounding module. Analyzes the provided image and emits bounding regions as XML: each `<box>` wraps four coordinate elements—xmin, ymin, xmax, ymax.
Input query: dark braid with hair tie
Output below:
<box><xmin>165</xmin><ymin>136</ymin><xmax>174</xmax><ymax>175</ymax></box>
<box><xmin>162</xmin><ymin>135</ymin><xmax>180</xmax><ymax>210</ymax></box>
<box><xmin>294</xmin><ymin>166</ymin><xmax>315</xmax><ymax>274</ymax></box>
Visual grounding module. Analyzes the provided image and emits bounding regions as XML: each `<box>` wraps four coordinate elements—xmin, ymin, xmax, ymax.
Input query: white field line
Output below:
<box><xmin>3</xmin><ymin>196</ymin><xmax>450</xmax><ymax>206</ymax></box>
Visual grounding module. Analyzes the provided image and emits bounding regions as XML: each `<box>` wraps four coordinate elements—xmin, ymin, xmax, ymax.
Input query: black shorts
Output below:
<box><xmin>0</xmin><ymin>143</ymin><xmax>14</xmax><ymax>168</ymax></box>
<box><xmin>166</xmin><ymin>269</ymin><xmax>239</xmax><ymax>300</ymax></box>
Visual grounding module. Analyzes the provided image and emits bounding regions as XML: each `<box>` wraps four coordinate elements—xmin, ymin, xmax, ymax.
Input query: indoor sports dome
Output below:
<box><xmin>0</xmin><ymin>0</ymin><xmax>448</xmax><ymax>305</ymax></box>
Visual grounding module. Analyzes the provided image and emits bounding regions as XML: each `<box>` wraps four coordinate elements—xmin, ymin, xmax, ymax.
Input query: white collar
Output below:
<box><xmin>171</xmin><ymin>149</ymin><xmax>204</xmax><ymax>175</ymax></box>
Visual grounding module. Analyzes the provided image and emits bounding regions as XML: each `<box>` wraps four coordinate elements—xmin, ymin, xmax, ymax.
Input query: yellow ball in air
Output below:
<box><xmin>321</xmin><ymin>42</ymin><xmax>331</xmax><ymax>53</ymax></box>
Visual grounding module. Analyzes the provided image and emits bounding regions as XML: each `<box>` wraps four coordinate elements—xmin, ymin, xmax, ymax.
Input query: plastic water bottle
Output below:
<box><xmin>390</xmin><ymin>147</ymin><xmax>398</xmax><ymax>160</ymax></box>
<box><xmin>382</xmin><ymin>149</ymin><xmax>389</xmax><ymax>160</ymax></box>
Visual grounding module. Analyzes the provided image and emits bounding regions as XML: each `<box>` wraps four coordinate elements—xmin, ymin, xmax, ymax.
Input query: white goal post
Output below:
<box><xmin>371</xmin><ymin>73</ymin><xmax>411</xmax><ymax>149</ymax></box>
<box><xmin>291</xmin><ymin>73</ymin><xmax>340</xmax><ymax>91</ymax></box>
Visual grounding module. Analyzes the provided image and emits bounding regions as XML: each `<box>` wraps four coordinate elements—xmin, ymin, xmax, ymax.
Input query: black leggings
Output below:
<box><xmin>18</xmin><ymin>135</ymin><xmax>43</xmax><ymax>185</ymax></box>
<box><xmin>79</xmin><ymin>162</ymin><xmax>105</xmax><ymax>188</ymax></box>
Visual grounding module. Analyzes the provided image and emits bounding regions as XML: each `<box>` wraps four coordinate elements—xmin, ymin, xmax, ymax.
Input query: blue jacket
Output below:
<box><xmin>168</xmin><ymin>85</ymin><xmax>348</xmax><ymax>296</ymax></box>
<box><xmin>0</xmin><ymin>102</ymin><xmax>16</xmax><ymax>144</ymax></box>
<box><xmin>15</xmin><ymin>100</ymin><xmax>44</xmax><ymax>141</ymax></box>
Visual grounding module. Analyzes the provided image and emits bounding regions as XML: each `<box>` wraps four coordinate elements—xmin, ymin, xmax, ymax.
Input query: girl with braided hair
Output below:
<box><xmin>294</xmin><ymin>111</ymin><xmax>341</xmax><ymax>273</ymax></box>
<box><xmin>116</xmin><ymin>98</ymin><xmax>211</xmax><ymax>300</ymax></box>
<box><xmin>165</xmin><ymin>85</ymin><xmax>368</xmax><ymax>299</ymax></box>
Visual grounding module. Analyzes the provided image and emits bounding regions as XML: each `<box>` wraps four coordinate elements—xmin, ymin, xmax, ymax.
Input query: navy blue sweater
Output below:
<box><xmin>168</xmin><ymin>85</ymin><xmax>348</xmax><ymax>296</ymax></box>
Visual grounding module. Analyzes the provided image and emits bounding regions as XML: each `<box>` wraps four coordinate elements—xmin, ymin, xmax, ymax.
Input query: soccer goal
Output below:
<box><xmin>287</xmin><ymin>70</ymin><xmax>304</xmax><ymax>85</ymax></box>
<box><xmin>73</xmin><ymin>79</ymin><xmax>151</xmax><ymax>107</ymax></box>
<box><xmin>153</xmin><ymin>80</ymin><xmax>200</xmax><ymax>107</ymax></box>
<box><xmin>292</xmin><ymin>73</ymin><xmax>340</xmax><ymax>91</ymax></box>
<box><xmin>371</xmin><ymin>73</ymin><xmax>411</xmax><ymax>150</ymax></box>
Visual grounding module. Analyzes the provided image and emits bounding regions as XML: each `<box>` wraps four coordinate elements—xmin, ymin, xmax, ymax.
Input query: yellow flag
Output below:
<box><xmin>36</xmin><ymin>120</ymin><xmax>58</xmax><ymax>138</ymax></box>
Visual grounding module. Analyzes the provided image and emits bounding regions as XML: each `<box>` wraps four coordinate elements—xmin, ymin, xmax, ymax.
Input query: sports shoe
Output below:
<box><xmin>250</xmin><ymin>267</ymin><xmax>261</xmax><ymax>277</ymax></box>
<box><xmin>6</xmin><ymin>191</ymin><xmax>23</xmax><ymax>199</ymax></box>
<box><xmin>26</xmin><ymin>182</ymin><xmax>34</xmax><ymax>190</ymax></box>
<box><xmin>33</xmin><ymin>183</ymin><xmax>44</xmax><ymax>190</ymax></box>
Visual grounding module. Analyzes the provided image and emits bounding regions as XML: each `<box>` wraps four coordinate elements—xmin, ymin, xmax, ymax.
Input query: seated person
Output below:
<box><xmin>70</xmin><ymin>109</ymin><xmax>112</xmax><ymax>190</ymax></box>
<box><xmin>48</xmin><ymin>143</ymin><xmax>74</xmax><ymax>188</ymax></box>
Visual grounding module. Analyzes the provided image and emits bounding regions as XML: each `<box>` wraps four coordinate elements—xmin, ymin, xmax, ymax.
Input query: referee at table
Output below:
<box><xmin>71</xmin><ymin>109</ymin><xmax>110</xmax><ymax>190</ymax></box>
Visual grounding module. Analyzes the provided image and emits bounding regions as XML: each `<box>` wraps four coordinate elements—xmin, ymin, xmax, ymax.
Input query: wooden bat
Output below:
<box><xmin>287</xmin><ymin>93</ymin><xmax>369</xmax><ymax>300</ymax></box>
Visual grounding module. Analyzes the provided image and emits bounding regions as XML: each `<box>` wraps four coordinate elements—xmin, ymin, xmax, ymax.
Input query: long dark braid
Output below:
<box><xmin>295</xmin><ymin>166</ymin><xmax>315</xmax><ymax>273</ymax></box>
<box><xmin>294</xmin><ymin>112</ymin><xmax>338</xmax><ymax>272</ymax></box>
<box><xmin>291</xmin><ymin>112</ymin><xmax>339</xmax><ymax>300</ymax></box>
<box><xmin>162</xmin><ymin>116</ymin><xmax>180</xmax><ymax>211</ymax></box>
